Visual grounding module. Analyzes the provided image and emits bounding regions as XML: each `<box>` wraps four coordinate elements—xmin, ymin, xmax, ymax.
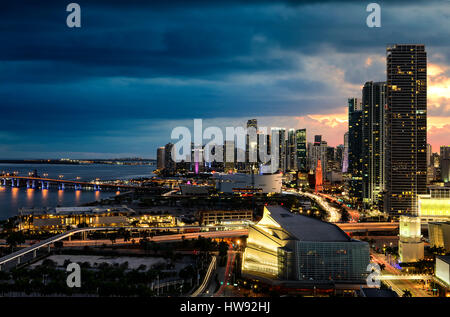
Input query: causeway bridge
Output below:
<box><xmin>0</xmin><ymin>175</ymin><xmax>140</xmax><ymax>191</ymax></box>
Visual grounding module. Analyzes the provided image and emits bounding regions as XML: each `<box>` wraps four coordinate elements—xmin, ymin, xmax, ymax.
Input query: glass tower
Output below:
<box><xmin>386</xmin><ymin>44</ymin><xmax>427</xmax><ymax>216</ymax></box>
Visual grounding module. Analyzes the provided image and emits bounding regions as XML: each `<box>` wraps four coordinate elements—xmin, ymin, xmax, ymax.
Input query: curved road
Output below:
<box><xmin>283</xmin><ymin>190</ymin><xmax>341</xmax><ymax>222</ymax></box>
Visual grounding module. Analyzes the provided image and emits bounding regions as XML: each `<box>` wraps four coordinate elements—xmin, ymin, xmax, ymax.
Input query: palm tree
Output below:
<box><xmin>109</xmin><ymin>233</ymin><xmax>117</xmax><ymax>245</ymax></box>
<box><xmin>402</xmin><ymin>289</ymin><xmax>412</xmax><ymax>297</ymax></box>
<box><xmin>6</xmin><ymin>231</ymin><xmax>25</xmax><ymax>252</ymax></box>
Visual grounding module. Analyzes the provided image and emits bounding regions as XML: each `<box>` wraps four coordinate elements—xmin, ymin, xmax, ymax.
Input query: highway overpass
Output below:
<box><xmin>0</xmin><ymin>226</ymin><xmax>248</xmax><ymax>271</ymax></box>
<box><xmin>336</xmin><ymin>222</ymin><xmax>399</xmax><ymax>233</ymax></box>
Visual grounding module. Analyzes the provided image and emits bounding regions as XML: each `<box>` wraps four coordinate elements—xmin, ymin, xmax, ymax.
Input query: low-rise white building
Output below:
<box><xmin>435</xmin><ymin>256</ymin><xmax>450</xmax><ymax>287</ymax></box>
<box><xmin>398</xmin><ymin>216</ymin><xmax>424</xmax><ymax>263</ymax></box>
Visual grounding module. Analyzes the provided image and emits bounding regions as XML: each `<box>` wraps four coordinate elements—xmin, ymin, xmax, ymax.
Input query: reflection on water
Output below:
<box><xmin>0</xmin><ymin>163</ymin><xmax>154</xmax><ymax>219</ymax></box>
<box><xmin>75</xmin><ymin>190</ymin><xmax>81</xmax><ymax>204</ymax></box>
<box><xmin>58</xmin><ymin>190</ymin><xmax>64</xmax><ymax>203</ymax></box>
<box><xmin>42</xmin><ymin>189</ymin><xmax>48</xmax><ymax>202</ymax></box>
<box><xmin>0</xmin><ymin>186</ymin><xmax>116</xmax><ymax>220</ymax></box>
<box><xmin>26</xmin><ymin>188</ymin><xmax>34</xmax><ymax>203</ymax></box>
<box><xmin>11</xmin><ymin>187</ymin><xmax>19</xmax><ymax>203</ymax></box>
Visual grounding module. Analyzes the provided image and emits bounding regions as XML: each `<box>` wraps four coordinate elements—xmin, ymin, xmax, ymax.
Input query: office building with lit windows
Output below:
<box><xmin>295</xmin><ymin>129</ymin><xmax>307</xmax><ymax>172</ymax></box>
<box><xmin>362</xmin><ymin>81</ymin><xmax>387</xmax><ymax>207</ymax></box>
<box><xmin>157</xmin><ymin>147</ymin><xmax>165</xmax><ymax>170</ymax></box>
<box><xmin>309</xmin><ymin>135</ymin><xmax>328</xmax><ymax>181</ymax></box>
<box><xmin>386</xmin><ymin>44</ymin><xmax>427</xmax><ymax>216</ymax></box>
<box><xmin>441</xmin><ymin>146</ymin><xmax>450</xmax><ymax>183</ymax></box>
<box><xmin>242</xmin><ymin>206</ymin><xmax>370</xmax><ymax>286</ymax></box>
<box><xmin>348</xmin><ymin>98</ymin><xmax>363</xmax><ymax>200</ymax></box>
<box><xmin>272</xmin><ymin>128</ymin><xmax>286</xmax><ymax>173</ymax></box>
<box><xmin>246</xmin><ymin>119</ymin><xmax>258</xmax><ymax>171</ymax></box>
<box><xmin>287</xmin><ymin>129</ymin><xmax>297</xmax><ymax>171</ymax></box>
<box><xmin>418</xmin><ymin>186</ymin><xmax>450</xmax><ymax>222</ymax></box>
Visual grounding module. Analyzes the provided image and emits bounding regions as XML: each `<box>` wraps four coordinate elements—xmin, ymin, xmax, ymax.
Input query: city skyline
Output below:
<box><xmin>2</xmin><ymin>0</ymin><xmax>450</xmax><ymax>302</ymax></box>
<box><xmin>1</xmin><ymin>1</ymin><xmax>449</xmax><ymax>159</ymax></box>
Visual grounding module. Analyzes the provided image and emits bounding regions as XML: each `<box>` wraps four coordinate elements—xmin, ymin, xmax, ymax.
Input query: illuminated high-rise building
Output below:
<box><xmin>386</xmin><ymin>44</ymin><xmax>427</xmax><ymax>216</ymax></box>
<box><xmin>295</xmin><ymin>129</ymin><xmax>307</xmax><ymax>172</ymax></box>
<box><xmin>164</xmin><ymin>142</ymin><xmax>176</xmax><ymax>171</ymax></box>
<box><xmin>224</xmin><ymin>140</ymin><xmax>235</xmax><ymax>172</ymax></box>
<box><xmin>246</xmin><ymin>119</ymin><xmax>258</xmax><ymax>171</ymax></box>
<box><xmin>362</xmin><ymin>81</ymin><xmax>387</xmax><ymax>206</ymax></box>
<box><xmin>272</xmin><ymin>128</ymin><xmax>286</xmax><ymax>173</ymax></box>
<box><xmin>441</xmin><ymin>145</ymin><xmax>450</xmax><ymax>183</ymax></box>
<box><xmin>342</xmin><ymin>132</ymin><xmax>349</xmax><ymax>173</ymax></box>
<box><xmin>427</xmin><ymin>144</ymin><xmax>433</xmax><ymax>167</ymax></box>
<box><xmin>287</xmin><ymin>129</ymin><xmax>297</xmax><ymax>171</ymax></box>
<box><xmin>309</xmin><ymin>136</ymin><xmax>327</xmax><ymax>181</ymax></box>
<box><xmin>315</xmin><ymin>159</ymin><xmax>323</xmax><ymax>192</ymax></box>
<box><xmin>157</xmin><ymin>147</ymin><xmax>165</xmax><ymax>170</ymax></box>
<box><xmin>348</xmin><ymin>98</ymin><xmax>363</xmax><ymax>200</ymax></box>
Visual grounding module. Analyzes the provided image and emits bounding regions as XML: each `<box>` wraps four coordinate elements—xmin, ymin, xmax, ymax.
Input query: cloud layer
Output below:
<box><xmin>0</xmin><ymin>0</ymin><xmax>449</xmax><ymax>158</ymax></box>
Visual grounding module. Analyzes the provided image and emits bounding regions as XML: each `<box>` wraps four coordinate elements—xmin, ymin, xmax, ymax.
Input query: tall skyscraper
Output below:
<box><xmin>224</xmin><ymin>140</ymin><xmax>236</xmax><ymax>172</ymax></box>
<box><xmin>246</xmin><ymin>119</ymin><xmax>258</xmax><ymax>171</ymax></box>
<box><xmin>342</xmin><ymin>132</ymin><xmax>349</xmax><ymax>173</ymax></box>
<box><xmin>295</xmin><ymin>129</ymin><xmax>307</xmax><ymax>172</ymax></box>
<box><xmin>427</xmin><ymin>144</ymin><xmax>433</xmax><ymax>167</ymax></box>
<box><xmin>426</xmin><ymin>144</ymin><xmax>434</xmax><ymax>184</ymax></box>
<box><xmin>271</xmin><ymin>128</ymin><xmax>286</xmax><ymax>173</ymax></box>
<box><xmin>157</xmin><ymin>147</ymin><xmax>165</xmax><ymax>170</ymax></box>
<box><xmin>315</xmin><ymin>159</ymin><xmax>323</xmax><ymax>192</ymax></box>
<box><xmin>336</xmin><ymin>144</ymin><xmax>344</xmax><ymax>171</ymax></box>
<box><xmin>310</xmin><ymin>136</ymin><xmax>327</xmax><ymax>181</ymax></box>
<box><xmin>164</xmin><ymin>142</ymin><xmax>176</xmax><ymax>171</ymax></box>
<box><xmin>247</xmin><ymin>119</ymin><xmax>257</xmax><ymax>129</ymax></box>
<box><xmin>348</xmin><ymin>98</ymin><xmax>363</xmax><ymax>201</ymax></box>
<box><xmin>362</xmin><ymin>81</ymin><xmax>387</xmax><ymax>207</ymax></box>
<box><xmin>441</xmin><ymin>145</ymin><xmax>450</xmax><ymax>183</ymax></box>
<box><xmin>386</xmin><ymin>44</ymin><xmax>427</xmax><ymax>216</ymax></box>
<box><xmin>287</xmin><ymin>129</ymin><xmax>297</xmax><ymax>171</ymax></box>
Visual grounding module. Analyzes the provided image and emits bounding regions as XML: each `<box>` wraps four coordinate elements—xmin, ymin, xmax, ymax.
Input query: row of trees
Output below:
<box><xmin>0</xmin><ymin>257</ymin><xmax>196</xmax><ymax>297</ymax></box>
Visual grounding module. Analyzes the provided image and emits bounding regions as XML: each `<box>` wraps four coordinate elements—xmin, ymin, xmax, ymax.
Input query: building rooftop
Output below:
<box><xmin>266</xmin><ymin>206</ymin><xmax>352</xmax><ymax>242</ymax></box>
<box><xmin>436</xmin><ymin>255</ymin><xmax>450</xmax><ymax>265</ymax></box>
<box><xmin>19</xmin><ymin>205</ymin><xmax>135</xmax><ymax>216</ymax></box>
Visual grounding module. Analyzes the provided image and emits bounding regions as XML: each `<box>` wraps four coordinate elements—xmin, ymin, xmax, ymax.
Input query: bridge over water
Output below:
<box><xmin>0</xmin><ymin>175</ymin><xmax>141</xmax><ymax>191</ymax></box>
<box><xmin>0</xmin><ymin>175</ymin><xmax>182</xmax><ymax>191</ymax></box>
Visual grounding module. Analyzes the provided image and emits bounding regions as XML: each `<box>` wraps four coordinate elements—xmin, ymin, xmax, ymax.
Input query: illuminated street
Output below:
<box><xmin>283</xmin><ymin>189</ymin><xmax>341</xmax><ymax>222</ymax></box>
<box><xmin>371</xmin><ymin>252</ymin><xmax>435</xmax><ymax>297</ymax></box>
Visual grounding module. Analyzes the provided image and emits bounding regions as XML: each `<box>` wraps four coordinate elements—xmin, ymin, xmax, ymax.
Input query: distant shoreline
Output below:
<box><xmin>0</xmin><ymin>159</ymin><xmax>155</xmax><ymax>166</ymax></box>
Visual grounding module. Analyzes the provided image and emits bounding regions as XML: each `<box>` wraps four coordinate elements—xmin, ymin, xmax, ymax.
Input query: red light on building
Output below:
<box><xmin>315</xmin><ymin>159</ymin><xmax>323</xmax><ymax>193</ymax></box>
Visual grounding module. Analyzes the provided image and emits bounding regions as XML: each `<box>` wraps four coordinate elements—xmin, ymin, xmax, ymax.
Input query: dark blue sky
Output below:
<box><xmin>1</xmin><ymin>0</ymin><xmax>449</xmax><ymax>158</ymax></box>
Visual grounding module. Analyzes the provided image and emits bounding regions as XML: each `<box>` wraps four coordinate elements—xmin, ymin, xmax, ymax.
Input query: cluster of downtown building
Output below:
<box><xmin>349</xmin><ymin>44</ymin><xmax>449</xmax><ymax>218</ymax></box>
<box><xmin>156</xmin><ymin>121</ymin><xmax>342</xmax><ymax>190</ymax></box>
